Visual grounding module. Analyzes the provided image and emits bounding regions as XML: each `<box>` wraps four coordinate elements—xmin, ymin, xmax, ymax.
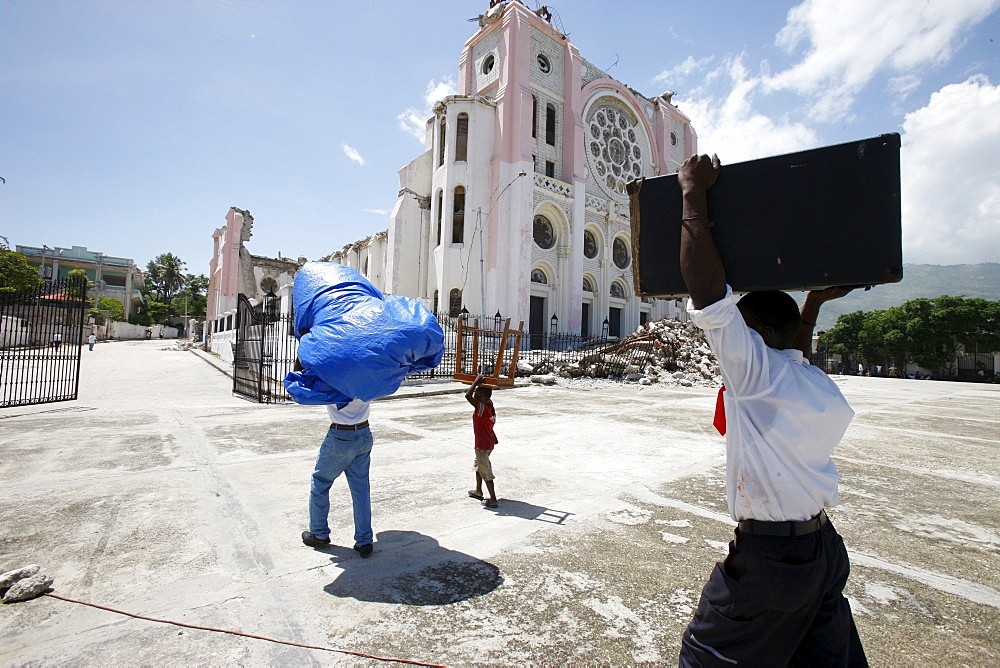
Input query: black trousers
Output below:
<box><xmin>679</xmin><ymin>519</ymin><xmax>867</xmax><ymax>667</ymax></box>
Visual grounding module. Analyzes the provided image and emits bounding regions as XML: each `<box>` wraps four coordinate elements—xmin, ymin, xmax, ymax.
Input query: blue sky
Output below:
<box><xmin>2</xmin><ymin>0</ymin><xmax>999</xmax><ymax>277</ymax></box>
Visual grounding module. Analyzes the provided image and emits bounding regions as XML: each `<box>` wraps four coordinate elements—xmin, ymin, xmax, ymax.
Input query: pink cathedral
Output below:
<box><xmin>330</xmin><ymin>1</ymin><xmax>697</xmax><ymax>339</ymax></box>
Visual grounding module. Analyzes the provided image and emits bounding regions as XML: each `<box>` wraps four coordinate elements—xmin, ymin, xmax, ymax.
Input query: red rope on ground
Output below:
<box><xmin>43</xmin><ymin>592</ymin><xmax>447</xmax><ymax>667</ymax></box>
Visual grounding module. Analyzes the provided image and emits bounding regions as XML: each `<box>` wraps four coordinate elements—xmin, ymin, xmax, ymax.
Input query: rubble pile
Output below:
<box><xmin>522</xmin><ymin>318</ymin><xmax>721</xmax><ymax>388</ymax></box>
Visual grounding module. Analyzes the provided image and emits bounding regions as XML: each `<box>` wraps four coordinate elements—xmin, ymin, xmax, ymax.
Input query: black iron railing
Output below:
<box><xmin>0</xmin><ymin>278</ymin><xmax>89</xmax><ymax>408</ymax></box>
<box><xmin>232</xmin><ymin>293</ymin><xmax>298</xmax><ymax>404</ymax></box>
<box><xmin>407</xmin><ymin>313</ymin><xmax>650</xmax><ymax>381</ymax></box>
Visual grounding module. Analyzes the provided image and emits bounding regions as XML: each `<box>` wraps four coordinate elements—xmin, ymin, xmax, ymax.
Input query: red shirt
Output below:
<box><xmin>472</xmin><ymin>400</ymin><xmax>498</xmax><ymax>450</ymax></box>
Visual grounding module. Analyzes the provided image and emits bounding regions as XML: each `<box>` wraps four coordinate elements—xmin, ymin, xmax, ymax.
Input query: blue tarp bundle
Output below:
<box><xmin>283</xmin><ymin>263</ymin><xmax>444</xmax><ymax>407</ymax></box>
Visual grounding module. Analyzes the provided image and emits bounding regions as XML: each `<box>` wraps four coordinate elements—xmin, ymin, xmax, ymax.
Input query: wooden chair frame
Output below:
<box><xmin>454</xmin><ymin>317</ymin><xmax>524</xmax><ymax>387</ymax></box>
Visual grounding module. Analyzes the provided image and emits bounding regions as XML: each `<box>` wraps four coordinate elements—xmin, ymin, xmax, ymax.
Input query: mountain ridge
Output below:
<box><xmin>797</xmin><ymin>263</ymin><xmax>1000</xmax><ymax>330</ymax></box>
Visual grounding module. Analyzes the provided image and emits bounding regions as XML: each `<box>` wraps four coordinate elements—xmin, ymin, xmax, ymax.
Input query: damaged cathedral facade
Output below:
<box><xmin>325</xmin><ymin>1</ymin><xmax>698</xmax><ymax>339</ymax></box>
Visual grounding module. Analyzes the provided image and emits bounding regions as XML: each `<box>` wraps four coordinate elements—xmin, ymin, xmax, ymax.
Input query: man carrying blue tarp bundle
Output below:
<box><xmin>285</xmin><ymin>263</ymin><xmax>444</xmax><ymax>558</ymax></box>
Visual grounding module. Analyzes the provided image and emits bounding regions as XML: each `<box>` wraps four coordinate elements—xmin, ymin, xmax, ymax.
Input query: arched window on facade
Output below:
<box><xmin>610</xmin><ymin>282</ymin><xmax>625</xmax><ymax>299</ymax></box>
<box><xmin>531</xmin><ymin>95</ymin><xmax>538</xmax><ymax>139</ymax></box>
<box><xmin>455</xmin><ymin>113</ymin><xmax>468</xmax><ymax>162</ymax></box>
<box><xmin>613</xmin><ymin>237</ymin><xmax>630</xmax><ymax>269</ymax></box>
<box><xmin>435</xmin><ymin>189</ymin><xmax>443</xmax><ymax>246</ymax></box>
<box><xmin>438</xmin><ymin>117</ymin><xmax>446</xmax><ymax>167</ymax></box>
<box><xmin>452</xmin><ymin>186</ymin><xmax>466</xmax><ymax>244</ymax></box>
<box><xmin>530</xmin><ymin>268</ymin><xmax>548</xmax><ymax>284</ymax></box>
<box><xmin>449</xmin><ymin>288</ymin><xmax>463</xmax><ymax>317</ymax></box>
<box><xmin>584</xmin><ymin>229</ymin><xmax>598</xmax><ymax>259</ymax></box>
<box><xmin>582</xmin><ymin>277</ymin><xmax>594</xmax><ymax>293</ymax></box>
<box><xmin>545</xmin><ymin>103</ymin><xmax>556</xmax><ymax>145</ymax></box>
<box><xmin>533</xmin><ymin>215</ymin><xmax>555</xmax><ymax>249</ymax></box>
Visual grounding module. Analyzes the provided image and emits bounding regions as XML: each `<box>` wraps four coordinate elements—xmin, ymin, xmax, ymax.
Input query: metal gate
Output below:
<box><xmin>1</xmin><ymin>278</ymin><xmax>89</xmax><ymax>408</ymax></box>
<box><xmin>233</xmin><ymin>293</ymin><xmax>298</xmax><ymax>403</ymax></box>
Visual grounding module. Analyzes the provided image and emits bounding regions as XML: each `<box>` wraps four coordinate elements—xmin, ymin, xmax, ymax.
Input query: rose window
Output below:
<box><xmin>585</xmin><ymin>100</ymin><xmax>647</xmax><ymax>201</ymax></box>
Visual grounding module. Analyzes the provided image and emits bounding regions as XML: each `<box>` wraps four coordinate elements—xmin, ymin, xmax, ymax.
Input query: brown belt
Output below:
<box><xmin>738</xmin><ymin>509</ymin><xmax>828</xmax><ymax>537</ymax></box>
<box><xmin>329</xmin><ymin>420</ymin><xmax>369</xmax><ymax>431</ymax></box>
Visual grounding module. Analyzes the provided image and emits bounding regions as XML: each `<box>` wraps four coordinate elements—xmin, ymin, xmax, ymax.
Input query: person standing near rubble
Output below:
<box><xmin>676</xmin><ymin>153</ymin><xmax>866</xmax><ymax>666</ymax></box>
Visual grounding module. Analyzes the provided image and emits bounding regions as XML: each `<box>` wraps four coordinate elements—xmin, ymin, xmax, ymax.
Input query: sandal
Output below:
<box><xmin>485</xmin><ymin>499</ymin><xmax>499</xmax><ymax>508</ymax></box>
<box><xmin>468</xmin><ymin>490</ymin><xmax>484</xmax><ymax>500</ymax></box>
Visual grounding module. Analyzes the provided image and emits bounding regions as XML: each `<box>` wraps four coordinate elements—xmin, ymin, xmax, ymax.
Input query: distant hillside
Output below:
<box><xmin>800</xmin><ymin>263</ymin><xmax>1000</xmax><ymax>330</ymax></box>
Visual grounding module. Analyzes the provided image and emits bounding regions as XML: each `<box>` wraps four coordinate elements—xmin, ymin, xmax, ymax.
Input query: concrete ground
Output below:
<box><xmin>1</xmin><ymin>339</ymin><xmax>998</xmax><ymax>666</ymax></box>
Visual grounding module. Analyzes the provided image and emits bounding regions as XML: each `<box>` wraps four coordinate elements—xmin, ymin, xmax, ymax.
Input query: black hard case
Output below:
<box><xmin>627</xmin><ymin>133</ymin><xmax>903</xmax><ymax>297</ymax></box>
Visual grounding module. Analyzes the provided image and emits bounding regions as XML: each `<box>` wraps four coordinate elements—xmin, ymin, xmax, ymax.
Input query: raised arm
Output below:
<box><xmin>465</xmin><ymin>373</ymin><xmax>484</xmax><ymax>406</ymax></box>
<box><xmin>678</xmin><ymin>154</ymin><xmax>727</xmax><ymax>309</ymax></box>
<box><xmin>793</xmin><ymin>286</ymin><xmax>854</xmax><ymax>358</ymax></box>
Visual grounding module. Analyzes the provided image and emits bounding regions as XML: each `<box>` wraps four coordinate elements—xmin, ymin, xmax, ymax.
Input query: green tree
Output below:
<box><xmin>96</xmin><ymin>296</ymin><xmax>125</xmax><ymax>321</ymax></box>
<box><xmin>821</xmin><ymin>296</ymin><xmax>1000</xmax><ymax>377</ymax></box>
<box><xmin>0</xmin><ymin>246</ymin><xmax>42</xmax><ymax>294</ymax></box>
<box><xmin>172</xmin><ymin>273</ymin><xmax>208</xmax><ymax>318</ymax></box>
<box><xmin>65</xmin><ymin>268</ymin><xmax>91</xmax><ymax>300</ymax></box>
<box><xmin>820</xmin><ymin>310</ymin><xmax>866</xmax><ymax>361</ymax></box>
<box><xmin>144</xmin><ymin>299</ymin><xmax>172</xmax><ymax>325</ymax></box>
<box><xmin>144</xmin><ymin>253</ymin><xmax>187</xmax><ymax>302</ymax></box>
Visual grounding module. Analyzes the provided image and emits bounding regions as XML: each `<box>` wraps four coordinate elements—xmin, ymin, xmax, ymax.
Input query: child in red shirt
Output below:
<box><xmin>465</xmin><ymin>374</ymin><xmax>499</xmax><ymax>507</ymax></box>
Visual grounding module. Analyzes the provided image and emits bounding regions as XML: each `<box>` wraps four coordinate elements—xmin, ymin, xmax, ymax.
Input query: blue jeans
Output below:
<box><xmin>308</xmin><ymin>426</ymin><xmax>373</xmax><ymax>546</ymax></box>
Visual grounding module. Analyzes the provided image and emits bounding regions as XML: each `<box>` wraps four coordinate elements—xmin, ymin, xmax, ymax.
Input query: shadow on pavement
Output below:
<box><xmin>322</xmin><ymin>530</ymin><xmax>502</xmax><ymax>605</ymax></box>
<box><xmin>484</xmin><ymin>499</ymin><xmax>574</xmax><ymax>524</ymax></box>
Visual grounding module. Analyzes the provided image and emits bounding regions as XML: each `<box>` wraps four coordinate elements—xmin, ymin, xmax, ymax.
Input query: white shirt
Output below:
<box><xmin>326</xmin><ymin>398</ymin><xmax>370</xmax><ymax>425</ymax></box>
<box><xmin>687</xmin><ymin>287</ymin><xmax>854</xmax><ymax>522</ymax></box>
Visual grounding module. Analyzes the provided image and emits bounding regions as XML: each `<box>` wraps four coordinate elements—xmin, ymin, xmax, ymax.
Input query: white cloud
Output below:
<box><xmin>364</xmin><ymin>208</ymin><xmax>389</xmax><ymax>216</ymax></box>
<box><xmin>397</xmin><ymin>76</ymin><xmax>458</xmax><ymax>141</ymax></box>
<box><xmin>342</xmin><ymin>144</ymin><xmax>366</xmax><ymax>166</ymax></box>
<box><xmin>653</xmin><ymin>55</ymin><xmax>713</xmax><ymax>85</ymax></box>
<box><xmin>766</xmin><ymin>0</ymin><xmax>999</xmax><ymax>122</ymax></box>
<box><xmin>900</xmin><ymin>75</ymin><xmax>1000</xmax><ymax>264</ymax></box>
<box><xmin>677</xmin><ymin>56</ymin><xmax>819</xmax><ymax>163</ymax></box>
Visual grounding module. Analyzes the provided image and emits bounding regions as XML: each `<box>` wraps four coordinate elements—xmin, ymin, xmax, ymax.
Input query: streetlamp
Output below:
<box><xmin>602</xmin><ymin>317</ymin><xmax>610</xmax><ymax>338</ymax></box>
<box><xmin>550</xmin><ymin>313</ymin><xmax>558</xmax><ymax>334</ymax></box>
<box><xmin>476</xmin><ymin>170</ymin><xmax>527</xmax><ymax>317</ymax></box>
<box><xmin>494</xmin><ymin>310</ymin><xmax>503</xmax><ymax>331</ymax></box>
<box><xmin>40</xmin><ymin>244</ymin><xmax>51</xmax><ymax>284</ymax></box>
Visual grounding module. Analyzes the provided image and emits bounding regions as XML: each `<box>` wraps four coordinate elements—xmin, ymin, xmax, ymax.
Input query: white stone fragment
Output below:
<box><xmin>2</xmin><ymin>573</ymin><xmax>54</xmax><ymax>603</ymax></box>
<box><xmin>0</xmin><ymin>565</ymin><xmax>40</xmax><ymax>589</ymax></box>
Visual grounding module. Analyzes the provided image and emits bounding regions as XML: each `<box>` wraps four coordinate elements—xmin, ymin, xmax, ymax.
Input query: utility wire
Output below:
<box><xmin>43</xmin><ymin>592</ymin><xmax>447</xmax><ymax>667</ymax></box>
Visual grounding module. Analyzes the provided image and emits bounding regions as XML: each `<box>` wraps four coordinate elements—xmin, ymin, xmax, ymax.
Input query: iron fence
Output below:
<box><xmin>232</xmin><ymin>294</ymin><xmax>298</xmax><ymax>403</ymax></box>
<box><xmin>0</xmin><ymin>278</ymin><xmax>89</xmax><ymax>408</ymax></box>
<box><xmin>408</xmin><ymin>313</ymin><xmax>650</xmax><ymax>381</ymax></box>
<box><xmin>228</xmin><ymin>305</ymin><xmax>688</xmax><ymax>404</ymax></box>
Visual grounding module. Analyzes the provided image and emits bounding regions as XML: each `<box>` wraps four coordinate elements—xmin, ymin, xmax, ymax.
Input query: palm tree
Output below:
<box><xmin>153</xmin><ymin>253</ymin><xmax>187</xmax><ymax>302</ymax></box>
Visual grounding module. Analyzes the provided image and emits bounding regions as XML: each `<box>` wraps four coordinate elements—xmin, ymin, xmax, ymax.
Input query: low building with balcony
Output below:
<box><xmin>16</xmin><ymin>244</ymin><xmax>144</xmax><ymax>321</ymax></box>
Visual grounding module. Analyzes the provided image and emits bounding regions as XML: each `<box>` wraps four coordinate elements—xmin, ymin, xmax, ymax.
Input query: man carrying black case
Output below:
<box><xmin>676</xmin><ymin>153</ymin><xmax>868</xmax><ymax>667</ymax></box>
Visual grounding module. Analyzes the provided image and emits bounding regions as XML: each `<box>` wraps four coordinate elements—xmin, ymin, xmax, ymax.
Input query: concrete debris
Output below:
<box><xmin>3</xmin><ymin>573</ymin><xmax>54</xmax><ymax>603</ymax></box>
<box><xmin>519</xmin><ymin>318</ymin><xmax>720</xmax><ymax>388</ymax></box>
<box><xmin>0</xmin><ymin>564</ymin><xmax>39</xmax><ymax>589</ymax></box>
<box><xmin>0</xmin><ymin>565</ymin><xmax>53</xmax><ymax>603</ymax></box>
<box><xmin>529</xmin><ymin>374</ymin><xmax>558</xmax><ymax>385</ymax></box>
